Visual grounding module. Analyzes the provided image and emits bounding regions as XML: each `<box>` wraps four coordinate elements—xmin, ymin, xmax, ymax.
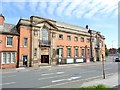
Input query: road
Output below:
<box><xmin>1</xmin><ymin>56</ymin><xmax>119</xmax><ymax>89</ymax></box>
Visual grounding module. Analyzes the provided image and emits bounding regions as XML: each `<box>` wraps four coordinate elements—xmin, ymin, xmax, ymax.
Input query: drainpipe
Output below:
<box><xmin>16</xmin><ymin>35</ymin><xmax>20</xmax><ymax>68</ymax></box>
<box><xmin>29</xmin><ymin>17</ymin><xmax>33</xmax><ymax>67</ymax></box>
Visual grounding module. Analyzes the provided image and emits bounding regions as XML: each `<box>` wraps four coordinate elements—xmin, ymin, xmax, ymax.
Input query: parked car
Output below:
<box><xmin>115</xmin><ymin>57</ymin><xmax>120</xmax><ymax>62</ymax></box>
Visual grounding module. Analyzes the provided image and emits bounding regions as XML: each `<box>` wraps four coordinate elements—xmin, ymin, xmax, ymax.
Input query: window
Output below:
<box><xmin>75</xmin><ymin>48</ymin><xmax>78</xmax><ymax>57</ymax></box>
<box><xmin>11</xmin><ymin>53</ymin><xmax>15</xmax><ymax>63</ymax></box>
<box><xmin>2</xmin><ymin>53</ymin><xmax>6</xmax><ymax>64</ymax></box>
<box><xmin>81</xmin><ymin>48</ymin><xmax>84</xmax><ymax>56</ymax></box>
<box><xmin>86</xmin><ymin>38</ymin><xmax>90</xmax><ymax>43</ymax></box>
<box><xmin>24</xmin><ymin>38</ymin><xmax>28</xmax><ymax>47</ymax></box>
<box><xmin>81</xmin><ymin>37</ymin><xmax>84</xmax><ymax>42</ymax></box>
<box><xmin>6</xmin><ymin>53</ymin><xmax>11</xmax><ymax>63</ymax></box>
<box><xmin>57</xmin><ymin>48</ymin><xmax>63</xmax><ymax>57</ymax></box>
<box><xmin>67</xmin><ymin>35</ymin><xmax>71</xmax><ymax>41</ymax></box>
<box><xmin>1</xmin><ymin>52</ymin><xmax>16</xmax><ymax>64</ymax></box>
<box><xmin>42</xmin><ymin>26</ymin><xmax>49</xmax><ymax>41</ymax></box>
<box><xmin>67</xmin><ymin>48</ymin><xmax>71</xmax><ymax>57</ymax></box>
<box><xmin>87</xmin><ymin>48</ymin><xmax>90</xmax><ymax>56</ymax></box>
<box><xmin>34</xmin><ymin>48</ymin><xmax>37</xmax><ymax>57</ymax></box>
<box><xmin>34</xmin><ymin>31</ymin><xmax>38</xmax><ymax>36</ymax></box>
<box><xmin>74</xmin><ymin>37</ymin><xmax>78</xmax><ymax>41</ymax></box>
<box><xmin>6</xmin><ymin>37</ymin><xmax>13</xmax><ymax>46</ymax></box>
<box><xmin>59</xmin><ymin>34</ymin><xmax>63</xmax><ymax>40</ymax></box>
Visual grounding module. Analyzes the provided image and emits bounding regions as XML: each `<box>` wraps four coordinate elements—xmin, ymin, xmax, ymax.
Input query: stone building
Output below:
<box><xmin>0</xmin><ymin>14</ymin><xmax>105</xmax><ymax>68</ymax></box>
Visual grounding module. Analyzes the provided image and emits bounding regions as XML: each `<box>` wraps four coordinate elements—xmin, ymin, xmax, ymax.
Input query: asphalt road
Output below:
<box><xmin>1</xmin><ymin>56</ymin><xmax>119</xmax><ymax>89</ymax></box>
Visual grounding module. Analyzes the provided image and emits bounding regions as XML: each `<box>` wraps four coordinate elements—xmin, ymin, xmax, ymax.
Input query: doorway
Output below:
<box><xmin>22</xmin><ymin>55</ymin><xmax>28</xmax><ymax>65</ymax></box>
<box><xmin>41</xmin><ymin>55</ymin><xmax>49</xmax><ymax>63</ymax></box>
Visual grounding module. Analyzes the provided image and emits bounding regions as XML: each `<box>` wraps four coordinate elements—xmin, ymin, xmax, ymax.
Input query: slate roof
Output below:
<box><xmin>0</xmin><ymin>23</ymin><xmax>19</xmax><ymax>35</ymax></box>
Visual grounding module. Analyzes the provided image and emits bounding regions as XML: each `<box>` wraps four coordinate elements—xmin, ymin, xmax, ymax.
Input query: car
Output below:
<box><xmin>115</xmin><ymin>57</ymin><xmax>120</xmax><ymax>62</ymax></box>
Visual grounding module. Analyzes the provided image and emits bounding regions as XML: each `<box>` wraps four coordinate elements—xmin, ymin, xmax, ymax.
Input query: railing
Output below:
<box><xmin>39</xmin><ymin>40</ymin><xmax>51</xmax><ymax>46</ymax></box>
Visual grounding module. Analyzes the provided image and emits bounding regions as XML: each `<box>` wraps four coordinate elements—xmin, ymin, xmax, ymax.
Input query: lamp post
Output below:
<box><xmin>102</xmin><ymin>51</ymin><xmax>105</xmax><ymax>79</ymax></box>
<box><xmin>88</xmin><ymin>29</ymin><xmax>93</xmax><ymax>62</ymax></box>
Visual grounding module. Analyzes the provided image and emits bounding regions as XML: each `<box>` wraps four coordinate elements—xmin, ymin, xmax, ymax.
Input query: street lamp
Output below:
<box><xmin>88</xmin><ymin>29</ymin><xmax>93</xmax><ymax>62</ymax></box>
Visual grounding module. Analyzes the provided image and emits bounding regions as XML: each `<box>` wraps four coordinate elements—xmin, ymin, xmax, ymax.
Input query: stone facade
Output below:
<box><xmin>0</xmin><ymin>14</ymin><xmax>105</xmax><ymax>69</ymax></box>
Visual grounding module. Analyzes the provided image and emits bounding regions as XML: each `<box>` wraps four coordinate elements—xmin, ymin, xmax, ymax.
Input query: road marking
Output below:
<box><xmin>56</xmin><ymin>72</ymin><xmax>64</xmax><ymax>74</ymax></box>
<box><xmin>38</xmin><ymin>74</ymin><xmax>68</xmax><ymax>81</ymax></box>
<box><xmin>68</xmin><ymin>76</ymin><xmax>81</xmax><ymax>80</ymax></box>
<box><xmin>41</xmin><ymin>73</ymin><xmax>54</xmax><ymax>76</ymax></box>
<box><xmin>41</xmin><ymin>72</ymin><xmax>64</xmax><ymax>76</ymax></box>
<box><xmin>2</xmin><ymin>75</ymin><xmax>16</xmax><ymax>78</ymax></box>
<box><xmin>41</xmin><ymin>73</ymin><xmax>116</xmax><ymax>88</ymax></box>
<box><xmin>52</xmin><ymin>76</ymin><xmax>81</xmax><ymax>83</ymax></box>
<box><xmin>0</xmin><ymin>82</ymin><xmax>16</xmax><ymax>86</ymax></box>
<box><xmin>52</xmin><ymin>79</ymin><xmax>66</xmax><ymax>83</ymax></box>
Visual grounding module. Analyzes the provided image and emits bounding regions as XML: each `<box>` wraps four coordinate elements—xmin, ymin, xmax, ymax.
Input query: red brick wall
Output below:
<box><xmin>0</xmin><ymin>34</ymin><xmax>18</xmax><ymax>69</ymax></box>
<box><xmin>19</xmin><ymin>26</ymin><xmax>31</xmax><ymax>62</ymax></box>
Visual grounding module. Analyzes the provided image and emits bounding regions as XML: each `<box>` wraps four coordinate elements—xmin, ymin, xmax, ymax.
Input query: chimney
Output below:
<box><xmin>0</xmin><ymin>14</ymin><xmax>5</xmax><ymax>25</ymax></box>
<box><xmin>86</xmin><ymin>25</ymin><xmax>88</xmax><ymax>29</ymax></box>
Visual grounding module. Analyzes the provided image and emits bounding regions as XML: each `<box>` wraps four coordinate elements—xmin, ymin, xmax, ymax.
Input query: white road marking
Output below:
<box><xmin>38</xmin><ymin>74</ymin><xmax>68</xmax><ymax>81</ymax></box>
<box><xmin>68</xmin><ymin>76</ymin><xmax>81</xmax><ymax>80</ymax></box>
<box><xmin>52</xmin><ymin>79</ymin><xmax>66</xmax><ymax>83</ymax></box>
<box><xmin>0</xmin><ymin>82</ymin><xmax>16</xmax><ymax>86</ymax></box>
<box><xmin>41</xmin><ymin>73</ymin><xmax>54</xmax><ymax>76</ymax></box>
<box><xmin>41</xmin><ymin>72</ymin><xmax>65</xmax><ymax>76</ymax></box>
<box><xmin>52</xmin><ymin>76</ymin><xmax>81</xmax><ymax>83</ymax></box>
<box><xmin>56</xmin><ymin>72</ymin><xmax>64</xmax><ymax>74</ymax></box>
<box><xmin>2</xmin><ymin>75</ymin><xmax>16</xmax><ymax>78</ymax></box>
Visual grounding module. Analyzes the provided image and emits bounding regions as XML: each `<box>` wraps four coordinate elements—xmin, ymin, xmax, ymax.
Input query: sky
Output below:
<box><xmin>0</xmin><ymin>0</ymin><xmax>119</xmax><ymax>49</ymax></box>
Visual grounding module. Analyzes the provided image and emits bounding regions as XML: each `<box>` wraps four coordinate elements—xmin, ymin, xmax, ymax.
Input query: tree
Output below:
<box><xmin>118</xmin><ymin>47</ymin><xmax>120</xmax><ymax>53</ymax></box>
<box><xmin>105</xmin><ymin>44</ymin><xmax>108</xmax><ymax>57</ymax></box>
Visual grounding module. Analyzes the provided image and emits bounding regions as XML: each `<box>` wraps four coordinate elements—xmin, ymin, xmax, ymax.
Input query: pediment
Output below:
<box><xmin>34</xmin><ymin>20</ymin><xmax>58</xmax><ymax>30</ymax></box>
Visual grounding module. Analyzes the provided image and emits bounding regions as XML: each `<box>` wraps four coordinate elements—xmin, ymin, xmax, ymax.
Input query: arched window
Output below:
<box><xmin>41</xmin><ymin>26</ymin><xmax>49</xmax><ymax>41</ymax></box>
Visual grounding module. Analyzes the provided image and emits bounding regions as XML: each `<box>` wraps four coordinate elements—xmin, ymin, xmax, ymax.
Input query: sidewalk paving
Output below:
<box><xmin>81</xmin><ymin>73</ymin><xmax>119</xmax><ymax>88</ymax></box>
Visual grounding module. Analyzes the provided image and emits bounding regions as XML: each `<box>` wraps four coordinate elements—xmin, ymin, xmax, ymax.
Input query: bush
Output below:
<box><xmin>73</xmin><ymin>84</ymin><xmax>115</xmax><ymax>90</ymax></box>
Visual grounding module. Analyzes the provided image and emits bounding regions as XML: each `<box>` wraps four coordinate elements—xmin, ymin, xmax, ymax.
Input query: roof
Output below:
<box><xmin>0</xmin><ymin>23</ymin><xmax>19</xmax><ymax>35</ymax></box>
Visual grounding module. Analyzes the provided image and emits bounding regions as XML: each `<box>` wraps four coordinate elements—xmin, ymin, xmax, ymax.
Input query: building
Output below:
<box><xmin>0</xmin><ymin>14</ymin><xmax>19</xmax><ymax>69</ymax></box>
<box><xmin>0</xmin><ymin>15</ymin><xmax>105</xmax><ymax>69</ymax></box>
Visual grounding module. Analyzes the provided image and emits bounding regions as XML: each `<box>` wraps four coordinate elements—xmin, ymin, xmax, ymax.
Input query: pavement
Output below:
<box><xmin>81</xmin><ymin>73</ymin><xmax>119</xmax><ymax>88</ymax></box>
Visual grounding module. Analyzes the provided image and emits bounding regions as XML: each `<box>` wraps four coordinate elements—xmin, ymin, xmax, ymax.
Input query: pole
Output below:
<box><xmin>102</xmin><ymin>56</ymin><xmax>105</xmax><ymax>79</ymax></box>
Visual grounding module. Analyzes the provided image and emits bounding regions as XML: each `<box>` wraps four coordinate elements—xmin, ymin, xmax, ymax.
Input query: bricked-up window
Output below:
<box><xmin>34</xmin><ymin>48</ymin><xmax>37</xmax><ymax>57</ymax></box>
<box><xmin>74</xmin><ymin>37</ymin><xmax>78</xmax><ymax>41</ymax></box>
<box><xmin>6</xmin><ymin>37</ymin><xmax>13</xmax><ymax>46</ymax></box>
<box><xmin>67</xmin><ymin>48</ymin><xmax>71</xmax><ymax>57</ymax></box>
<box><xmin>24</xmin><ymin>38</ymin><xmax>28</xmax><ymax>47</ymax></box>
<box><xmin>75</xmin><ymin>48</ymin><xmax>78</xmax><ymax>57</ymax></box>
<box><xmin>67</xmin><ymin>35</ymin><xmax>71</xmax><ymax>41</ymax></box>
<box><xmin>81</xmin><ymin>37</ymin><xmax>84</xmax><ymax>42</ymax></box>
<box><xmin>2</xmin><ymin>52</ymin><xmax>16</xmax><ymax>64</ymax></box>
<box><xmin>81</xmin><ymin>48</ymin><xmax>84</xmax><ymax>57</ymax></box>
<box><xmin>86</xmin><ymin>38</ymin><xmax>90</xmax><ymax>43</ymax></box>
<box><xmin>59</xmin><ymin>34</ymin><xmax>63</xmax><ymax>40</ymax></box>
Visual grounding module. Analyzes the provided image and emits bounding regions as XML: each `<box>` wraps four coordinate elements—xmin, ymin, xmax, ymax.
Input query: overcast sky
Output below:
<box><xmin>1</xmin><ymin>0</ymin><xmax>119</xmax><ymax>49</ymax></box>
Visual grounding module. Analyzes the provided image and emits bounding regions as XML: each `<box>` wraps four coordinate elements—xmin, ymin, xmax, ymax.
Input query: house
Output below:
<box><xmin>0</xmin><ymin>14</ymin><xmax>19</xmax><ymax>69</ymax></box>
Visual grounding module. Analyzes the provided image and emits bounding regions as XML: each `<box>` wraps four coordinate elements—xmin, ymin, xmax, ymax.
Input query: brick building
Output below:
<box><xmin>0</xmin><ymin>15</ymin><xmax>105</xmax><ymax>69</ymax></box>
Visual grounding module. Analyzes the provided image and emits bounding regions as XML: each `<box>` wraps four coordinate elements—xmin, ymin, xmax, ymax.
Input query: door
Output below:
<box><xmin>41</xmin><ymin>55</ymin><xmax>49</xmax><ymax>63</ymax></box>
<box><xmin>22</xmin><ymin>55</ymin><xmax>28</xmax><ymax>65</ymax></box>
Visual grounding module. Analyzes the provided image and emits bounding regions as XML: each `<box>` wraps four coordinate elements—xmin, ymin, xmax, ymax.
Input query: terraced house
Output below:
<box><xmin>0</xmin><ymin>14</ymin><xmax>105</xmax><ymax>69</ymax></box>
